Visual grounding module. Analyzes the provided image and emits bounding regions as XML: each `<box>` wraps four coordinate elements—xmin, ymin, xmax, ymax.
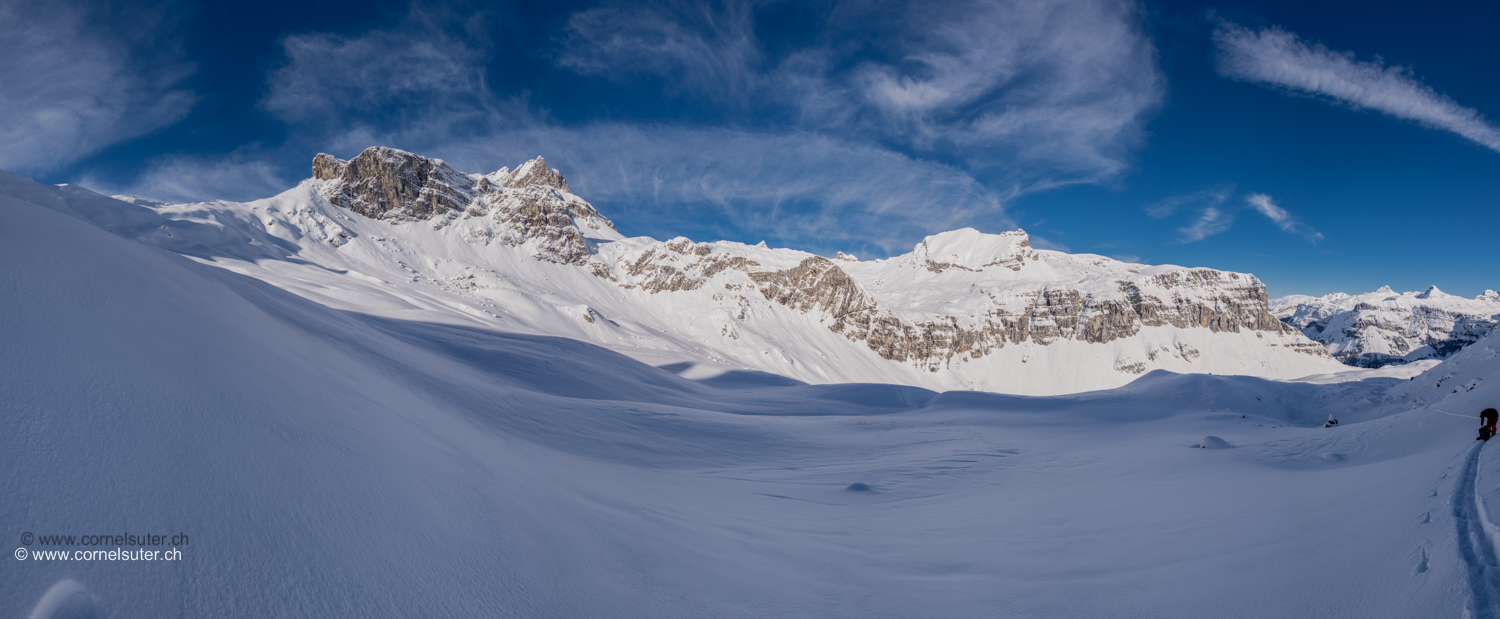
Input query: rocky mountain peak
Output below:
<box><xmin>505</xmin><ymin>157</ymin><xmax>569</xmax><ymax>192</ymax></box>
<box><xmin>311</xmin><ymin>149</ymin><xmax>577</xmax><ymax>221</ymax></box>
<box><xmin>1415</xmin><ymin>285</ymin><xmax>1451</xmax><ymax>300</ymax></box>
<box><xmin>309</xmin><ymin>146</ymin><xmax>616</xmax><ymax>265</ymax></box>
<box><xmin>312</xmin><ymin>147</ymin><xmax>474</xmax><ymax>220</ymax></box>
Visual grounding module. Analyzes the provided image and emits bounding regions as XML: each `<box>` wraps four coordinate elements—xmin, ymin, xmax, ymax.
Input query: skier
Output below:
<box><xmin>1480</xmin><ymin>408</ymin><xmax>1498</xmax><ymax>441</ymax></box>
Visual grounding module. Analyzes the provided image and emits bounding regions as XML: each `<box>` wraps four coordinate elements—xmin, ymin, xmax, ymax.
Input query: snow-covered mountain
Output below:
<box><xmin>90</xmin><ymin>146</ymin><xmax>1344</xmax><ymax>394</ymax></box>
<box><xmin>5</xmin><ymin>163</ymin><xmax>1491</xmax><ymax>618</ymax></box>
<box><xmin>1271</xmin><ymin>286</ymin><xmax>1500</xmax><ymax>367</ymax></box>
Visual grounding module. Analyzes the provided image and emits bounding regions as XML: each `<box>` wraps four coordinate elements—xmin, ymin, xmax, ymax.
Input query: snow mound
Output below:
<box><xmin>1201</xmin><ymin>436</ymin><xmax>1231</xmax><ymax>449</ymax></box>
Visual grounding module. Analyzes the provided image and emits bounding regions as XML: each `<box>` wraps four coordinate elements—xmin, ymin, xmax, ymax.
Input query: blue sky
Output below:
<box><xmin>2</xmin><ymin>0</ymin><xmax>1496</xmax><ymax>297</ymax></box>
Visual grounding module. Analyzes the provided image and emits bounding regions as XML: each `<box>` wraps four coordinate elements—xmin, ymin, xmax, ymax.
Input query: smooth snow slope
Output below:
<box><xmin>2</xmin><ymin>170</ymin><xmax>1496</xmax><ymax>617</ymax></box>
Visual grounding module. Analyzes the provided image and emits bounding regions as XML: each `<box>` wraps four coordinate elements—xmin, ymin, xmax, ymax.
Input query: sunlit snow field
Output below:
<box><xmin>5</xmin><ymin>172</ymin><xmax>1500</xmax><ymax>617</ymax></box>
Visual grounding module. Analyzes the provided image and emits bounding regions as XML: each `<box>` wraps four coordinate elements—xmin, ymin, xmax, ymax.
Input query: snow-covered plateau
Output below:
<box><xmin>1273</xmin><ymin>287</ymin><xmax>1500</xmax><ymax>367</ymax></box>
<box><xmin>4</xmin><ymin>154</ymin><xmax>1499</xmax><ymax>618</ymax></box>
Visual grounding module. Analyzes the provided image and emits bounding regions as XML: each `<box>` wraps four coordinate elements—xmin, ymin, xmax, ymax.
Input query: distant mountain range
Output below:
<box><xmin>1271</xmin><ymin>287</ymin><xmax>1500</xmax><ymax>367</ymax></box>
<box><xmin>19</xmin><ymin>146</ymin><xmax>1346</xmax><ymax>394</ymax></box>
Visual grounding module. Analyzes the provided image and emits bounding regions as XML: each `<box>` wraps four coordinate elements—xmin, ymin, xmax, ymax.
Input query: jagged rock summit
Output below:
<box><xmin>310</xmin><ymin>147</ymin><xmax>616</xmax><ymax>265</ymax></box>
<box><xmin>312</xmin><ymin>147</ymin><xmax>574</xmax><ymax>219</ymax></box>
<box><xmin>76</xmin><ymin>146</ymin><xmax>1346</xmax><ymax>394</ymax></box>
<box><xmin>1272</xmin><ymin>287</ymin><xmax>1500</xmax><ymax>367</ymax></box>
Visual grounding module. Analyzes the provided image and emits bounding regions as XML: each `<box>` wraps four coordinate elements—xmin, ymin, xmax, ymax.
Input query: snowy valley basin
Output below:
<box><xmin>4</xmin><ymin>154</ymin><xmax>1498</xmax><ymax>618</ymax></box>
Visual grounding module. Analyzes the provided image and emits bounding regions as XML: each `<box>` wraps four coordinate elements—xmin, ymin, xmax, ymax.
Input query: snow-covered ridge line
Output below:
<box><xmin>1272</xmin><ymin>286</ymin><xmax>1500</xmax><ymax>368</ymax></box>
<box><xmin>610</xmin><ymin>233</ymin><xmax>1329</xmax><ymax>372</ymax></box>
<box><xmin>61</xmin><ymin>147</ymin><xmax>1344</xmax><ymax>394</ymax></box>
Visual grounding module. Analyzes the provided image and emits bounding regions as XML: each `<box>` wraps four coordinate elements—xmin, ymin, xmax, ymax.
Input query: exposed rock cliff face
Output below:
<box><xmin>1272</xmin><ymin>286</ymin><xmax>1500</xmax><ymax>367</ymax></box>
<box><xmin>750</xmin><ymin>257</ymin><xmax>875</xmax><ymax>316</ymax></box>
<box><xmin>310</xmin><ymin>147</ymin><xmax>615</xmax><ymax>265</ymax></box>
<box><xmin>304</xmin><ymin>147</ymin><xmax>1336</xmax><ymax>384</ymax></box>
<box><xmin>602</xmin><ymin>227</ymin><xmax>1323</xmax><ymax>372</ymax></box>
<box><xmin>313</xmin><ymin>148</ymin><xmax>474</xmax><ymax>219</ymax></box>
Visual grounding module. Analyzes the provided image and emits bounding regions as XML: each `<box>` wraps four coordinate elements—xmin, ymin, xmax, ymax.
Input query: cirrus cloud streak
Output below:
<box><xmin>1215</xmin><ymin>22</ymin><xmax>1500</xmax><ymax>154</ymax></box>
<box><xmin>0</xmin><ymin>0</ymin><xmax>195</xmax><ymax>174</ymax></box>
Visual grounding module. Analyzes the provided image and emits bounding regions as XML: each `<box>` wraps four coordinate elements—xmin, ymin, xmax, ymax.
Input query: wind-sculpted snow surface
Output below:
<box><xmin>1273</xmin><ymin>286</ymin><xmax>1500</xmax><ymax>367</ymax></box>
<box><xmin>1</xmin><ymin>170</ymin><xmax>1494</xmax><ymax>617</ymax></box>
<box><xmin>95</xmin><ymin>147</ymin><xmax>1341</xmax><ymax>395</ymax></box>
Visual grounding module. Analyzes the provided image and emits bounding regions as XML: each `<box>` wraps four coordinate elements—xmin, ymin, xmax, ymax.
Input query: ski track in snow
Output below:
<box><xmin>1432</xmin><ymin>407</ymin><xmax>1476</xmax><ymax>420</ymax></box>
<box><xmin>1456</xmin><ymin>441</ymin><xmax>1500</xmax><ymax>618</ymax></box>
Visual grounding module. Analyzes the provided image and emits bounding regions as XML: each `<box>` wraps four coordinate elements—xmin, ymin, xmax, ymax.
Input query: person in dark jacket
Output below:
<box><xmin>1481</xmin><ymin>409</ymin><xmax>1498</xmax><ymax>441</ymax></box>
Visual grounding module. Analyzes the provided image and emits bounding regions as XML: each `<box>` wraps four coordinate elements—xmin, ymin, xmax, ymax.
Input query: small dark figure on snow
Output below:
<box><xmin>1479</xmin><ymin>409</ymin><xmax>1498</xmax><ymax>441</ymax></box>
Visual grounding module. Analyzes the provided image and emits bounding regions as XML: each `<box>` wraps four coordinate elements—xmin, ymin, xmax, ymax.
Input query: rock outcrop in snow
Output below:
<box><xmin>1271</xmin><ymin>286</ymin><xmax>1500</xmax><ymax>367</ymax></box>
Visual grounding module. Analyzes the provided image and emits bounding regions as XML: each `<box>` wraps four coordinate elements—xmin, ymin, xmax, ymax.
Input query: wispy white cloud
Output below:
<box><xmin>1244</xmin><ymin>192</ymin><xmax>1322</xmax><ymax>241</ymax></box>
<box><xmin>263</xmin><ymin>12</ymin><xmax>492</xmax><ymax>126</ymax></box>
<box><xmin>331</xmin><ymin>122</ymin><xmax>1015</xmax><ymax>256</ymax></box>
<box><xmin>261</xmin><ymin>8</ymin><xmax>511</xmax><ymax>139</ymax></box>
<box><xmin>132</xmin><ymin>0</ymin><xmax>1158</xmax><ymax>257</ymax></box>
<box><xmin>556</xmin><ymin>0</ymin><xmax>764</xmax><ymax>102</ymax></box>
<box><xmin>1153</xmin><ymin>188</ymin><xmax>1321</xmax><ymax>243</ymax></box>
<box><xmin>868</xmin><ymin>0</ymin><xmax>1163</xmax><ymax>182</ymax></box>
<box><xmin>89</xmin><ymin>154</ymin><xmax>288</xmax><ymax>203</ymax></box>
<box><xmin>1144</xmin><ymin>187</ymin><xmax>1231</xmax><ymax>219</ymax></box>
<box><xmin>1214</xmin><ymin>22</ymin><xmax>1500</xmax><ymax>153</ymax></box>
<box><xmin>1179</xmin><ymin>206</ymin><xmax>1234</xmax><ymax>243</ymax></box>
<box><xmin>557</xmin><ymin>0</ymin><xmax>1165</xmax><ymax>187</ymax></box>
<box><xmin>0</xmin><ymin>0</ymin><xmax>195</xmax><ymax>174</ymax></box>
<box><xmin>1028</xmin><ymin>236</ymin><xmax>1072</xmax><ymax>252</ymax></box>
<box><xmin>247</xmin><ymin>1</ymin><xmax>1111</xmax><ymax>255</ymax></box>
<box><xmin>123</xmin><ymin>14</ymin><xmax>1011</xmax><ymax>255</ymax></box>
